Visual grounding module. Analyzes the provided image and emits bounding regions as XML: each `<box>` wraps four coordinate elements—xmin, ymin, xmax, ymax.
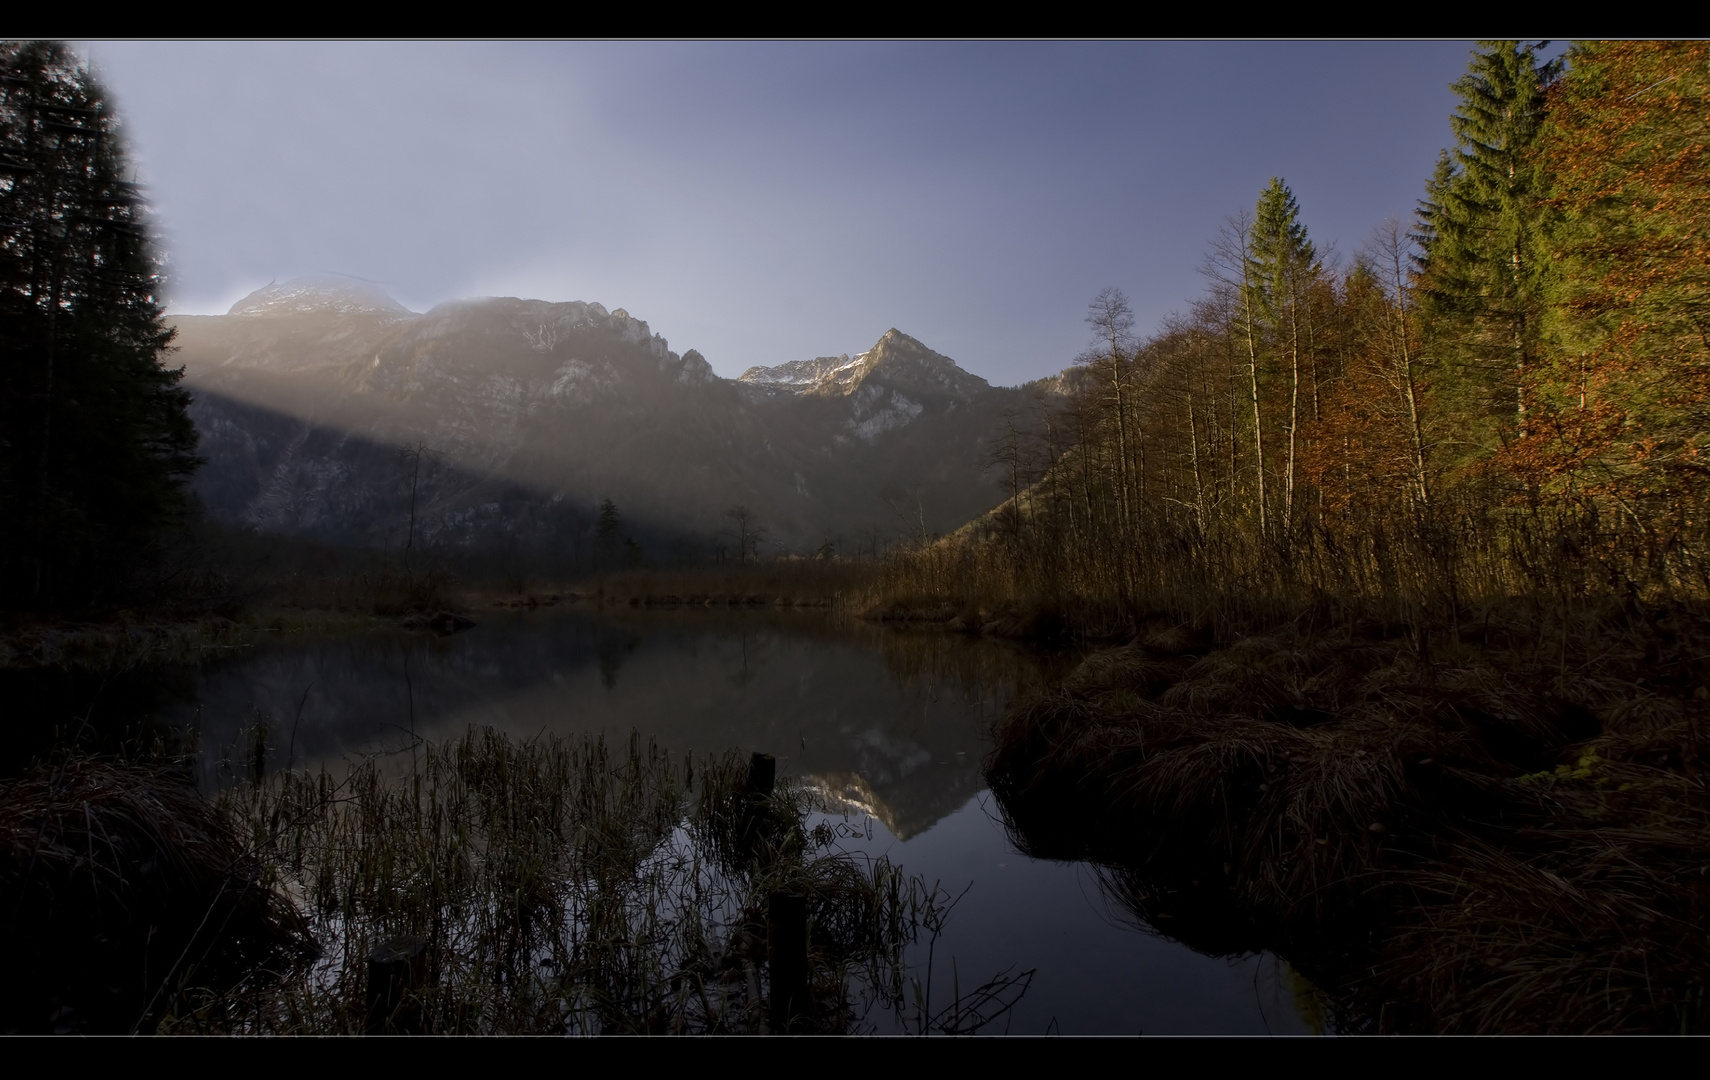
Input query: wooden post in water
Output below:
<box><xmin>767</xmin><ymin>891</ymin><xmax>808</xmax><ymax>1034</ymax></box>
<box><xmin>747</xmin><ymin>752</ymin><xmax>776</xmax><ymax>798</ymax></box>
<box><xmin>365</xmin><ymin>935</ymin><xmax>428</xmax><ymax>1035</ymax></box>
<box><xmin>737</xmin><ymin>753</ymin><xmax>779</xmax><ymax>860</ymax></box>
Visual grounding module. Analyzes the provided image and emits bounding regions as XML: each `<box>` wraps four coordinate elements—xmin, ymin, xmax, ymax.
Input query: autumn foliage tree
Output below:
<box><xmin>1534</xmin><ymin>40</ymin><xmax>1710</xmax><ymax>566</ymax></box>
<box><xmin>885</xmin><ymin>41</ymin><xmax>1710</xmax><ymax>621</ymax></box>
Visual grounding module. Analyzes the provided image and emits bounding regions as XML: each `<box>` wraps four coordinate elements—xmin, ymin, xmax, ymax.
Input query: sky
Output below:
<box><xmin>82</xmin><ymin>41</ymin><xmax>1496</xmax><ymax>386</ymax></box>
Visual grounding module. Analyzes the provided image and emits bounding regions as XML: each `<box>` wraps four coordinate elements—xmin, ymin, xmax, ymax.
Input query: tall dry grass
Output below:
<box><xmin>157</xmin><ymin>728</ymin><xmax>985</xmax><ymax>1034</ymax></box>
<box><xmin>987</xmin><ymin>608</ymin><xmax>1710</xmax><ymax>1032</ymax></box>
<box><xmin>0</xmin><ymin>758</ymin><xmax>315</xmax><ymax>1034</ymax></box>
<box><xmin>570</xmin><ymin>561</ymin><xmax>874</xmax><ymax>611</ymax></box>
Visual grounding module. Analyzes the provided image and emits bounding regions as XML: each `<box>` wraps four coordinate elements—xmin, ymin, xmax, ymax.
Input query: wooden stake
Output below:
<box><xmin>365</xmin><ymin>935</ymin><xmax>428</xmax><ymax>1035</ymax></box>
<box><xmin>767</xmin><ymin>891</ymin><xmax>809</xmax><ymax>1034</ymax></box>
<box><xmin>747</xmin><ymin>752</ymin><xmax>776</xmax><ymax>798</ymax></box>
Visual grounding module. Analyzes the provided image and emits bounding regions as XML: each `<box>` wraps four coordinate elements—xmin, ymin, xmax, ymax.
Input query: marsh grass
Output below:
<box><xmin>557</xmin><ymin>562</ymin><xmax>874</xmax><ymax>612</ymax></box>
<box><xmin>163</xmin><ymin>727</ymin><xmax>982</xmax><ymax>1034</ymax></box>
<box><xmin>988</xmin><ymin>610</ymin><xmax>1710</xmax><ymax>1033</ymax></box>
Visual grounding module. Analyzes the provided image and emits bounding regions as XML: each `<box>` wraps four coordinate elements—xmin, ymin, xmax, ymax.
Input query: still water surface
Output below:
<box><xmin>164</xmin><ymin>607</ymin><xmax>1310</xmax><ymax>1034</ymax></box>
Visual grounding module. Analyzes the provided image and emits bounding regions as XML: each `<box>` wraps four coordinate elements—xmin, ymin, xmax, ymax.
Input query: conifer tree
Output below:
<box><xmin>1415</xmin><ymin>41</ymin><xmax>1561</xmax><ymax>449</ymax></box>
<box><xmin>0</xmin><ymin>41</ymin><xmax>199</xmax><ymax>607</ymax></box>
<box><xmin>1248</xmin><ymin>178</ymin><xmax>1318</xmax><ymax>528</ymax></box>
<box><xmin>595</xmin><ymin>497</ymin><xmax>621</xmax><ymax>567</ymax></box>
<box><xmin>1536</xmin><ymin>40</ymin><xmax>1710</xmax><ymax>540</ymax></box>
<box><xmin>1250</xmin><ymin>179</ymin><xmax>1315</xmax><ymax>307</ymax></box>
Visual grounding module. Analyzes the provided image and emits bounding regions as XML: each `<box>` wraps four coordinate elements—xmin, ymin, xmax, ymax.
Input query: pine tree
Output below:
<box><xmin>1249</xmin><ymin>178</ymin><xmax>1315</xmax><ymax>309</ymax></box>
<box><xmin>0</xmin><ymin>41</ymin><xmax>199</xmax><ymax>607</ymax></box>
<box><xmin>1415</xmin><ymin>41</ymin><xmax>1562</xmax><ymax>450</ymax></box>
<box><xmin>1248</xmin><ymin>178</ymin><xmax>1319</xmax><ymax>528</ymax></box>
<box><xmin>595</xmin><ymin>497</ymin><xmax>621</xmax><ymax>567</ymax></box>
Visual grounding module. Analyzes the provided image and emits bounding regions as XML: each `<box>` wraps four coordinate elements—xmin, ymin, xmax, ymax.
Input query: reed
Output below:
<box><xmin>155</xmin><ymin>727</ymin><xmax>966</xmax><ymax>1034</ymax></box>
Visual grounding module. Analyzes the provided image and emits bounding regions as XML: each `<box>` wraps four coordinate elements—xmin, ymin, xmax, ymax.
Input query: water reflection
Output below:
<box><xmin>815</xmin><ymin>795</ymin><xmax>1309</xmax><ymax>1034</ymax></box>
<box><xmin>172</xmin><ymin>609</ymin><xmax>1051</xmax><ymax>840</ymax></box>
<box><xmin>5</xmin><ymin>607</ymin><xmax>1310</xmax><ymax>1033</ymax></box>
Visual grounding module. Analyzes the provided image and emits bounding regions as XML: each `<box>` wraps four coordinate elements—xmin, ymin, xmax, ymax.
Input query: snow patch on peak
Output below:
<box><xmin>738</xmin><ymin>330</ymin><xmax>986</xmax><ymax>402</ymax></box>
<box><xmin>229</xmin><ymin>277</ymin><xmax>413</xmax><ymax>318</ymax></box>
<box><xmin>739</xmin><ymin>353</ymin><xmax>864</xmax><ymax>391</ymax></box>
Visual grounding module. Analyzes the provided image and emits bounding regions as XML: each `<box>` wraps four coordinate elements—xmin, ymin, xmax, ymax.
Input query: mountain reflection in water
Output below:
<box><xmin>139</xmin><ymin>607</ymin><xmax>1308</xmax><ymax>1033</ymax></box>
<box><xmin>177</xmin><ymin>608</ymin><xmax>1045</xmax><ymax>840</ymax></box>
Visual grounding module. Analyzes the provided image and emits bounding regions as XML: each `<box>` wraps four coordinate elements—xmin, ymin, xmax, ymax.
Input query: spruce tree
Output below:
<box><xmin>1247</xmin><ymin>178</ymin><xmax>1318</xmax><ymax>528</ymax></box>
<box><xmin>0</xmin><ymin>41</ymin><xmax>198</xmax><ymax>608</ymax></box>
<box><xmin>1415</xmin><ymin>41</ymin><xmax>1562</xmax><ymax>448</ymax></box>
<box><xmin>1249</xmin><ymin>178</ymin><xmax>1315</xmax><ymax>316</ymax></box>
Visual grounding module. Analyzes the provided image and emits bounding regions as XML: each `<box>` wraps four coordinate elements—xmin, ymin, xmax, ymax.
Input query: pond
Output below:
<box><xmin>38</xmin><ymin>607</ymin><xmax>1316</xmax><ymax>1034</ymax></box>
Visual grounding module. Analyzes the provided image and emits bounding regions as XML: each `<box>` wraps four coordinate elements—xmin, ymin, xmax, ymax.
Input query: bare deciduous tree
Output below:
<box><xmin>725</xmin><ymin>504</ymin><xmax>765</xmax><ymax>566</ymax></box>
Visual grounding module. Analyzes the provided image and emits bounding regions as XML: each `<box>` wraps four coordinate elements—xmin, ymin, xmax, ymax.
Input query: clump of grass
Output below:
<box><xmin>176</xmin><ymin>728</ymin><xmax>960</xmax><ymax>1034</ymax></box>
<box><xmin>988</xmin><ymin>610</ymin><xmax>1710</xmax><ymax>1033</ymax></box>
<box><xmin>0</xmin><ymin>758</ymin><xmax>315</xmax><ymax>1034</ymax></box>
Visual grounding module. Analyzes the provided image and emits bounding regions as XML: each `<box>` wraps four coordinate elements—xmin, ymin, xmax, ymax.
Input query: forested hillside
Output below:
<box><xmin>971</xmin><ymin>42</ymin><xmax>1710</xmax><ymax>1033</ymax></box>
<box><xmin>887</xmin><ymin>40</ymin><xmax>1710</xmax><ymax>628</ymax></box>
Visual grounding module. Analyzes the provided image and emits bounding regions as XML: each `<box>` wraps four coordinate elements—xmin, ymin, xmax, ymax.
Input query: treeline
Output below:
<box><xmin>893</xmin><ymin>41</ymin><xmax>1710</xmax><ymax>627</ymax></box>
<box><xmin>0</xmin><ymin>42</ymin><xmax>198</xmax><ymax>610</ymax></box>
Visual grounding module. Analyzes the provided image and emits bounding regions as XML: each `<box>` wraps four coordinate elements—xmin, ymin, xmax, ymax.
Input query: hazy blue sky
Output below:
<box><xmin>84</xmin><ymin>41</ymin><xmax>1493</xmax><ymax>385</ymax></box>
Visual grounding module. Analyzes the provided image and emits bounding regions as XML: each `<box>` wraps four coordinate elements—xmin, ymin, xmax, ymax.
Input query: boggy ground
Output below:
<box><xmin>0</xmin><ymin>560</ymin><xmax>470</xmax><ymax>672</ymax></box>
<box><xmin>987</xmin><ymin>604</ymin><xmax>1710</xmax><ymax>1034</ymax></box>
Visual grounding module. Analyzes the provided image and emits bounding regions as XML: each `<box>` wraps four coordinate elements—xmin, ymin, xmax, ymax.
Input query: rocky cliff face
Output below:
<box><xmin>176</xmin><ymin>280</ymin><xmax>1033</xmax><ymax>560</ymax></box>
<box><xmin>738</xmin><ymin>329</ymin><xmax>992</xmax><ymax>445</ymax></box>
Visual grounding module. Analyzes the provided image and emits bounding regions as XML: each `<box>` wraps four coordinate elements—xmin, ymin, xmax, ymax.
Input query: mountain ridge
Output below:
<box><xmin>174</xmin><ymin>279</ymin><xmax>1034</xmax><ymax>560</ymax></box>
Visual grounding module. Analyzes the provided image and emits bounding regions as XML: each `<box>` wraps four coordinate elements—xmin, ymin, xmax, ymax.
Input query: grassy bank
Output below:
<box><xmin>0</xmin><ymin>545</ymin><xmax>897</xmax><ymax>672</ymax></box>
<box><xmin>986</xmin><ymin>607</ymin><xmax>1710</xmax><ymax>1033</ymax></box>
<box><xmin>489</xmin><ymin>561</ymin><xmax>876</xmax><ymax>612</ymax></box>
<box><xmin>0</xmin><ymin>522</ymin><xmax>471</xmax><ymax>671</ymax></box>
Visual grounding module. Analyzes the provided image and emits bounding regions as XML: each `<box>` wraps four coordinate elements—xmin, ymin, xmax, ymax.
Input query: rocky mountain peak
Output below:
<box><xmin>737</xmin><ymin>353</ymin><xmax>862</xmax><ymax>391</ymax></box>
<box><xmin>738</xmin><ymin>329</ymin><xmax>988</xmax><ymax>401</ymax></box>
<box><xmin>227</xmin><ymin>276</ymin><xmax>414</xmax><ymax>318</ymax></box>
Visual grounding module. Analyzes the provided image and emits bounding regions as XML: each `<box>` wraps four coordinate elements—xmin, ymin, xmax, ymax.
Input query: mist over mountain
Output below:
<box><xmin>175</xmin><ymin>279</ymin><xmax>1035</xmax><ymax>560</ymax></box>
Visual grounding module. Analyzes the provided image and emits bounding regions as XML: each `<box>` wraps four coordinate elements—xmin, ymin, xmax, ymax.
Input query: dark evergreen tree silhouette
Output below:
<box><xmin>0</xmin><ymin>41</ymin><xmax>199</xmax><ymax>607</ymax></box>
<box><xmin>595</xmin><ymin>497</ymin><xmax>621</xmax><ymax>567</ymax></box>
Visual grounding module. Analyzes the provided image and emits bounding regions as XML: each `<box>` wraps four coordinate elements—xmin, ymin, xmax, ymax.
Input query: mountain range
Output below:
<box><xmin>173</xmin><ymin>278</ymin><xmax>1042</xmax><ymax>561</ymax></box>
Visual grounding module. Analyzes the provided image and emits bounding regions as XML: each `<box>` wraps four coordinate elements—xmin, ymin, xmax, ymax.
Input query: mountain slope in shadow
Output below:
<box><xmin>174</xmin><ymin>279</ymin><xmax>1041</xmax><ymax>554</ymax></box>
